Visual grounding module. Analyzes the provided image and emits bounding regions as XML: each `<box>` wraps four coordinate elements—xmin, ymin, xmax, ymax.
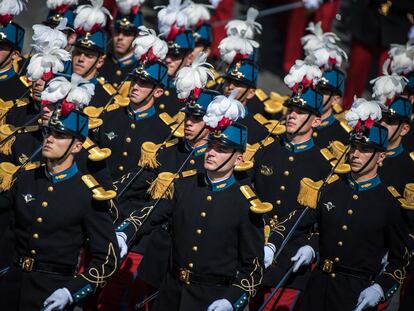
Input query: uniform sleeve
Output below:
<box><xmin>376</xmin><ymin>204</ymin><xmax>411</xmax><ymax>301</ymax></box>
<box><xmin>224</xmin><ymin>209</ymin><xmax>265</xmax><ymax>311</ymax></box>
<box><xmin>65</xmin><ymin>200</ymin><xmax>120</xmax><ymax>303</ymax></box>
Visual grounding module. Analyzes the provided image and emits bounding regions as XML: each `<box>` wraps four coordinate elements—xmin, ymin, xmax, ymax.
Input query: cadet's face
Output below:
<box><xmin>165</xmin><ymin>54</ymin><xmax>185</xmax><ymax>76</ymax></box>
<box><xmin>42</xmin><ymin>129</ymin><xmax>75</xmax><ymax>159</ymax></box>
<box><xmin>223</xmin><ymin>80</ymin><xmax>248</xmax><ymax>97</ymax></box>
<box><xmin>204</xmin><ymin>143</ymin><xmax>241</xmax><ymax>172</ymax></box>
<box><xmin>380</xmin><ymin>117</ymin><xmax>402</xmax><ymax>142</ymax></box>
<box><xmin>72</xmin><ymin>48</ymin><xmax>101</xmax><ymax>76</ymax></box>
<box><xmin>31</xmin><ymin>79</ymin><xmax>46</xmax><ymax>102</ymax></box>
<box><xmin>348</xmin><ymin>144</ymin><xmax>382</xmax><ymax>174</ymax></box>
<box><xmin>41</xmin><ymin>103</ymin><xmax>54</xmax><ymax>125</ymax></box>
<box><xmin>0</xmin><ymin>43</ymin><xmax>14</xmax><ymax>69</ymax></box>
<box><xmin>286</xmin><ymin>107</ymin><xmax>318</xmax><ymax>134</ymax></box>
<box><xmin>112</xmin><ymin>29</ymin><xmax>135</xmax><ymax>56</ymax></box>
<box><xmin>184</xmin><ymin>114</ymin><xmax>208</xmax><ymax>141</ymax></box>
<box><xmin>129</xmin><ymin>79</ymin><xmax>156</xmax><ymax>104</ymax></box>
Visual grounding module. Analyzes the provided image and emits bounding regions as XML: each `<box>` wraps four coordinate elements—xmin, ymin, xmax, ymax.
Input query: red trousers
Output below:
<box><xmin>250</xmin><ymin>287</ymin><xmax>302</xmax><ymax>311</ymax></box>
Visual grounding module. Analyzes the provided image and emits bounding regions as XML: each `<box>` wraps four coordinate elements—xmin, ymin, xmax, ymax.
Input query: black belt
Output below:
<box><xmin>172</xmin><ymin>265</ymin><xmax>234</xmax><ymax>286</ymax></box>
<box><xmin>16</xmin><ymin>256</ymin><xmax>76</xmax><ymax>276</ymax></box>
<box><xmin>318</xmin><ymin>259</ymin><xmax>375</xmax><ymax>282</ymax></box>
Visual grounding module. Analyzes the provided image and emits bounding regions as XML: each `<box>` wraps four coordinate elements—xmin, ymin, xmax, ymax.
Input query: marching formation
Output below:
<box><xmin>0</xmin><ymin>1</ymin><xmax>413</xmax><ymax>311</ymax></box>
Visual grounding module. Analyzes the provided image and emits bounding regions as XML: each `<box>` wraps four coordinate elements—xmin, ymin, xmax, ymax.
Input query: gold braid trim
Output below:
<box><xmin>383</xmin><ymin>247</ymin><xmax>410</xmax><ymax>285</ymax></box>
<box><xmin>233</xmin><ymin>257</ymin><xmax>263</xmax><ymax>297</ymax></box>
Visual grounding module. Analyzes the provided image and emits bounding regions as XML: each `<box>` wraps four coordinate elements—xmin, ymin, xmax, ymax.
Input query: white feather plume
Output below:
<box><xmin>46</xmin><ymin>0</ymin><xmax>78</xmax><ymax>10</ymax></box>
<box><xmin>132</xmin><ymin>26</ymin><xmax>168</xmax><ymax>61</ymax></box>
<box><xmin>74</xmin><ymin>0</ymin><xmax>112</xmax><ymax>33</ymax></box>
<box><xmin>175</xmin><ymin>52</ymin><xmax>214</xmax><ymax>99</ymax></box>
<box><xmin>284</xmin><ymin>56</ymin><xmax>322</xmax><ymax>90</ymax></box>
<box><xmin>218</xmin><ymin>28</ymin><xmax>259</xmax><ymax>64</ymax></box>
<box><xmin>41</xmin><ymin>73</ymin><xmax>95</xmax><ymax>108</ymax></box>
<box><xmin>0</xmin><ymin>0</ymin><xmax>26</xmax><ymax>17</ymax></box>
<box><xmin>345</xmin><ymin>97</ymin><xmax>382</xmax><ymax>128</ymax></box>
<box><xmin>182</xmin><ymin>1</ymin><xmax>211</xmax><ymax>27</ymax></box>
<box><xmin>32</xmin><ymin>19</ymin><xmax>69</xmax><ymax>49</ymax></box>
<box><xmin>116</xmin><ymin>0</ymin><xmax>145</xmax><ymax>15</ymax></box>
<box><xmin>156</xmin><ymin>0</ymin><xmax>189</xmax><ymax>38</ymax></box>
<box><xmin>301</xmin><ymin>21</ymin><xmax>340</xmax><ymax>55</ymax></box>
<box><xmin>388</xmin><ymin>41</ymin><xmax>414</xmax><ymax>75</ymax></box>
<box><xmin>311</xmin><ymin>42</ymin><xmax>348</xmax><ymax>69</ymax></box>
<box><xmin>203</xmin><ymin>90</ymin><xmax>246</xmax><ymax>129</ymax></box>
<box><xmin>26</xmin><ymin>44</ymin><xmax>71</xmax><ymax>81</ymax></box>
<box><xmin>225</xmin><ymin>7</ymin><xmax>262</xmax><ymax>40</ymax></box>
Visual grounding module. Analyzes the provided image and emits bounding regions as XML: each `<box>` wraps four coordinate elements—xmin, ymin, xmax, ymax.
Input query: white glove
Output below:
<box><xmin>42</xmin><ymin>288</ymin><xmax>73</xmax><ymax>311</ymax></box>
<box><xmin>264</xmin><ymin>243</ymin><xmax>276</xmax><ymax>269</ymax></box>
<box><xmin>408</xmin><ymin>26</ymin><xmax>414</xmax><ymax>40</ymax></box>
<box><xmin>291</xmin><ymin>245</ymin><xmax>315</xmax><ymax>272</ymax></box>
<box><xmin>206</xmin><ymin>298</ymin><xmax>233</xmax><ymax>311</ymax></box>
<box><xmin>116</xmin><ymin>232</ymin><xmax>128</xmax><ymax>259</ymax></box>
<box><xmin>302</xmin><ymin>0</ymin><xmax>322</xmax><ymax>10</ymax></box>
<box><xmin>353</xmin><ymin>283</ymin><xmax>384</xmax><ymax>311</ymax></box>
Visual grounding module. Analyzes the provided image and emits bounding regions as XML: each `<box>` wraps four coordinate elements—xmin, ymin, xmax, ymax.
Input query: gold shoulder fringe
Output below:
<box><xmin>148</xmin><ymin>169</ymin><xmax>197</xmax><ymax>199</ymax></box>
<box><xmin>297</xmin><ymin>174</ymin><xmax>339</xmax><ymax>209</ymax></box>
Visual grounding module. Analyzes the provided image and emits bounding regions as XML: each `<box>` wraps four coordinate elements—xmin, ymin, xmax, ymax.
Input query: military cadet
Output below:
<box><xmin>99</xmin><ymin>0</ymin><xmax>143</xmax><ymax>89</ymax></box>
<box><xmin>249</xmin><ymin>62</ymin><xmax>333</xmax><ymax>310</ymax></box>
<box><xmin>116</xmin><ymin>93</ymin><xmax>271</xmax><ymax>311</ymax></box>
<box><xmin>0</xmin><ymin>107</ymin><xmax>119</xmax><ymax>311</ymax></box>
<box><xmin>290</xmin><ymin>98</ymin><xmax>410</xmax><ymax>311</ymax></box>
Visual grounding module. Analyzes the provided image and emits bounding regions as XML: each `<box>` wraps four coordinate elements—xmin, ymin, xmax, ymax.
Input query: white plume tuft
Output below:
<box><xmin>0</xmin><ymin>0</ymin><xmax>26</xmax><ymax>17</ymax></box>
<box><xmin>388</xmin><ymin>41</ymin><xmax>414</xmax><ymax>75</ymax></box>
<box><xmin>311</xmin><ymin>42</ymin><xmax>348</xmax><ymax>69</ymax></box>
<box><xmin>156</xmin><ymin>0</ymin><xmax>189</xmax><ymax>38</ymax></box>
<box><xmin>32</xmin><ymin>19</ymin><xmax>69</xmax><ymax>49</ymax></box>
<box><xmin>175</xmin><ymin>52</ymin><xmax>214</xmax><ymax>99</ymax></box>
<box><xmin>218</xmin><ymin>28</ymin><xmax>259</xmax><ymax>64</ymax></box>
<box><xmin>182</xmin><ymin>1</ymin><xmax>211</xmax><ymax>27</ymax></box>
<box><xmin>345</xmin><ymin>97</ymin><xmax>382</xmax><ymax>128</ymax></box>
<box><xmin>203</xmin><ymin>90</ymin><xmax>246</xmax><ymax>129</ymax></box>
<box><xmin>115</xmin><ymin>0</ymin><xmax>145</xmax><ymax>15</ymax></box>
<box><xmin>225</xmin><ymin>7</ymin><xmax>261</xmax><ymax>40</ymax></box>
<box><xmin>301</xmin><ymin>21</ymin><xmax>340</xmax><ymax>55</ymax></box>
<box><xmin>46</xmin><ymin>0</ymin><xmax>78</xmax><ymax>10</ymax></box>
<box><xmin>284</xmin><ymin>56</ymin><xmax>322</xmax><ymax>90</ymax></box>
<box><xmin>132</xmin><ymin>26</ymin><xmax>168</xmax><ymax>61</ymax></box>
<box><xmin>74</xmin><ymin>0</ymin><xmax>112</xmax><ymax>33</ymax></box>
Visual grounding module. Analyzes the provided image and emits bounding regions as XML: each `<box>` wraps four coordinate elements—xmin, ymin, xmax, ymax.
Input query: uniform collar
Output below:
<box><xmin>0</xmin><ymin>66</ymin><xmax>17</xmax><ymax>81</ymax></box>
<box><xmin>318</xmin><ymin>113</ymin><xmax>336</xmax><ymax>129</ymax></box>
<box><xmin>46</xmin><ymin>163</ymin><xmax>78</xmax><ymax>184</ymax></box>
<box><xmin>167</xmin><ymin>77</ymin><xmax>175</xmax><ymax>89</ymax></box>
<box><xmin>89</xmin><ymin>76</ymin><xmax>98</xmax><ymax>85</ymax></box>
<box><xmin>347</xmin><ymin>174</ymin><xmax>381</xmax><ymax>191</ymax></box>
<box><xmin>112</xmin><ymin>54</ymin><xmax>136</xmax><ymax>68</ymax></box>
<box><xmin>386</xmin><ymin>144</ymin><xmax>404</xmax><ymax>158</ymax></box>
<box><xmin>184</xmin><ymin>140</ymin><xmax>208</xmax><ymax>157</ymax></box>
<box><xmin>127</xmin><ymin>104</ymin><xmax>156</xmax><ymax>121</ymax></box>
<box><xmin>283</xmin><ymin>137</ymin><xmax>315</xmax><ymax>153</ymax></box>
<box><xmin>205</xmin><ymin>174</ymin><xmax>236</xmax><ymax>192</ymax></box>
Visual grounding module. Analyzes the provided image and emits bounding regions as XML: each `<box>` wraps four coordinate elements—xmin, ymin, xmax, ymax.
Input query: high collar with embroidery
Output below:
<box><xmin>46</xmin><ymin>163</ymin><xmax>79</xmax><ymax>184</ymax></box>
<box><xmin>127</xmin><ymin>104</ymin><xmax>156</xmax><ymax>121</ymax></box>
<box><xmin>318</xmin><ymin>113</ymin><xmax>336</xmax><ymax>129</ymax></box>
<box><xmin>386</xmin><ymin>144</ymin><xmax>404</xmax><ymax>158</ymax></box>
<box><xmin>283</xmin><ymin>137</ymin><xmax>315</xmax><ymax>153</ymax></box>
<box><xmin>347</xmin><ymin>174</ymin><xmax>381</xmax><ymax>192</ymax></box>
<box><xmin>112</xmin><ymin>54</ymin><xmax>137</xmax><ymax>68</ymax></box>
<box><xmin>184</xmin><ymin>139</ymin><xmax>208</xmax><ymax>157</ymax></box>
<box><xmin>0</xmin><ymin>66</ymin><xmax>17</xmax><ymax>82</ymax></box>
<box><xmin>205</xmin><ymin>174</ymin><xmax>236</xmax><ymax>192</ymax></box>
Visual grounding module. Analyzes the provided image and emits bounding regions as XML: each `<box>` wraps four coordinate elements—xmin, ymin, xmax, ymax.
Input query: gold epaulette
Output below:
<box><xmin>138</xmin><ymin>138</ymin><xmax>179</xmax><ymax>169</ymax></box>
<box><xmin>16</xmin><ymin>97</ymin><xmax>30</xmax><ymax>107</ymax></box>
<box><xmin>159</xmin><ymin>111</ymin><xmax>185</xmax><ymax>138</ymax></box>
<box><xmin>0</xmin><ymin>161</ymin><xmax>40</xmax><ymax>191</ymax></box>
<box><xmin>410</xmin><ymin>152</ymin><xmax>414</xmax><ymax>162</ymax></box>
<box><xmin>97</xmin><ymin>77</ymin><xmax>117</xmax><ymax>96</ymax></box>
<box><xmin>118</xmin><ymin>81</ymin><xmax>131</xmax><ymax>98</ymax></box>
<box><xmin>12</xmin><ymin>56</ymin><xmax>21</xmax><ymax>73</ymax></box>
<box><xmin>148</xmin><ymin>169</ymin><xmax>197</xmax><ymax>199</ymax></box>
<box><xmin>253</xmin><ymin>113</ymin><xmax>286</xmax><ymax>135</ymax></box>
<box><xmin>81</xmin><ymin>174</ymin><xmax>117</xmax><ymax>201</ymax></box>
<box><xmin>388</xmin><ymin>184</ymin><xmax>414</xmax><ymax>210</ymax></box>
<box><xmin>320</xmin><ymin>141</ymin><xmax>350</xmax><ymax>174</ymax></box>
<box><xmin>235</xmin><ymin>136</ymin><xmax>275</xmax><ymax>172</ymax></box>
<box><xmin>240</xmin><ymin>185</ymin><xmax>273</xmax><ymax>214</ymax></box>
<box><xmin>255</xmin><ymin>89</ymin><xmax>287</xmax><ymax>115</ymax></box>
<box><xmin>0</xmin><ymin>100</ymin><xmax>14</xmax><ymax>127</ymax></box>
<box><xmin>297</xmin><ymin>174</ymin><xmax>339</xmax><ymax>209</ymax></box>
<box><xmin>83</xmin><ymin>137</ymin><xmax>111</xmax><ymax>161</ymax></box>
<box><xmin>206</xmin><ymin>69</ymin><xmax>222</xmax><ymax>88</ymax></box>
<box><xmin>339</xmin><ymin>119</ymin><xmax>352</xmax><ymax>133</ymax></box>
<box><xmin>19</xmin><ymin>76</ymin><xmax>32</xmax><ymax>88</ymax></box>
<box><xmin>332</xmin><ymin>102</ymin><xmax>344</xmax><ymax>114</ymax></box>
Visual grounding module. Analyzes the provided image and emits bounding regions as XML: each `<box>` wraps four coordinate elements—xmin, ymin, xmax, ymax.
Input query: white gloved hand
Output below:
<box><xmin>291</xmin><ymin>245</ymin><xmax>315</xmax><ymax>272</ymax></box>
<box><xmin>353</xmin><ymin>283</ymin><xmax>384</xmax><ymax>311</ymax></box>
<box><xmin>264</xmin><ymin>243</ymin><xmax>276</xmax><ymax>268</ymax></box>
<box><xmin>302</xmin><ymin>0</ymin><xmax>322</xmax><ymax>10</ymax></box>
<box><xmin>408</xmin><ymin>26</ymin><xmax>414</xmax><ymax>40</ymax></box>
<box><xmin>42</xmin><ymin>288</ymin><xmax>73</xmax><ymax>311</ymax></box>
<box><xmin>206</xmin><ymin>298</ymin><xmax>233</xmax><ymax>311</ymax></box>
<box><xmin>116</xmin><ymin>232</ymin><xmax>128</xmax><ymax>259</ymax></box>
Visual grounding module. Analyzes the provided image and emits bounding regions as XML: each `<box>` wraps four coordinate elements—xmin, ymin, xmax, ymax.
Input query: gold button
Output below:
<box><xmin>201</xmin><ymin>212</ymin><xmax>206</xmax><ymax>217</ymax></box>
<box><xmin>36</xmin><ymin>217</ymin><xmax>43</xmax><ymax>223</ymax></box>
<box><xmin>352</xmin><ymin>194</ymin><xmax>359</xmax><ymax>200</ymax></box>
<box><xmin>342</xmin><ymin>225</ymin><xmax>348</xmax><ymax>231</ymax></box>
<box><xmin>334</xmin><ymin>257</ymin><xmax>340</xmax><ymax>263</ymax></box>
<box><xmin>280</xmin><ymin>185</ymin><xmax>286</xmax><ymax>191</ymax></box>
<box><xmin>196</xmin><ymin>229</ymin><xmax>202</xmax><ymax>235</ymax></box>
<box><xmin>165</xmin><ymin>90</ymin><xmax>170</xmax><ymax>96</ymax></box>
<box><xmin>113</xmin><ymin>83</ymin><xmax>118</xmax><ymax>88</ymax></box>
<box><xmin>347</xmin><ymin>209</ymin><xmax>353</xmax><ymax>215</ymax></box>
<box><xmin>331</xmin><ymin>273</ymin><xmax>336</xmax><ymax>278</ymax></box>
<box><xmin>190</xmin><ymin>159</ymin><xmax>195</xmax><ymax>165</ymax></box>
<box><xmin>283</xmin><ymin>171</ymin><xmax>289</xmax><ymax>176</ymax></box>
<box><xmin>313</xmin><ymin>132</ymin><xmax>318</xmax><ymax>138</ymax></box>
<box><xmin>159</xmin><ymin>104</ymin><xmax>165</xmax><ymax>109</ymax></box>
<box><xmin>276</xmin><ymin>200</ymin><xmax>281</xmax><ymax>205</ymax></box>
<box><xmin>337</xmin><ymin>241</ymin><xmax>343</xmax><ymax>247</ymax></box>
<box><xmin>118</xmin><ymin>166</ymin><xmax>124</xmax><ymax>171</ymax></box>
<box><xmin>125</xmin><ymin>137</ymin><xmax>131</xmax><ymax>143</ymax></box>
<box><xmin>41</xmin><ymin>201</ymin><xmax>48</xmax><ymax>208</ymax></box>
<box><xmin>288</xmin><ymin>156</ymin><xmax>294</xmax><ymax>162</ymax></box>
<box><xmin>33</xmin><ymin>233</ymin><xmax>39</xmax><ymax>239</ymax></box>
<box><xmin>206</xmin><ymin>196</ymin><xmax>212</xmax><ymax>201</ymax></box>
<box><xmin>122</xmin><ymin>152</ymin><xmax>128</xmax><ymax>157</ymax></box>
<box><xmin>47</xmin><ymin>186</ymin><xmax>54</xmax><ymax>192</ymax></box>
<box><xmin>116</xmin><ymin>70</ymin><xmax>122</xmax><ymax>76</ymax></box>
<box><xmin>31</xmin><ymin>249</ymin><xmax>36</xmax><ymax>255</ymax></box>
<box><xmin>192</xmin><ymin>246</ymin><xmax>198</xmax><ymax>252</ymax></box>
<box><xmin>188</xmin><ymin>263</ymin><xmax>193</xmax><ymax>268</ymax></box>
<box><xmin>130</xmin><ymin>123</ymin><xmax>136</xmax><ymax>129</ymax></box>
